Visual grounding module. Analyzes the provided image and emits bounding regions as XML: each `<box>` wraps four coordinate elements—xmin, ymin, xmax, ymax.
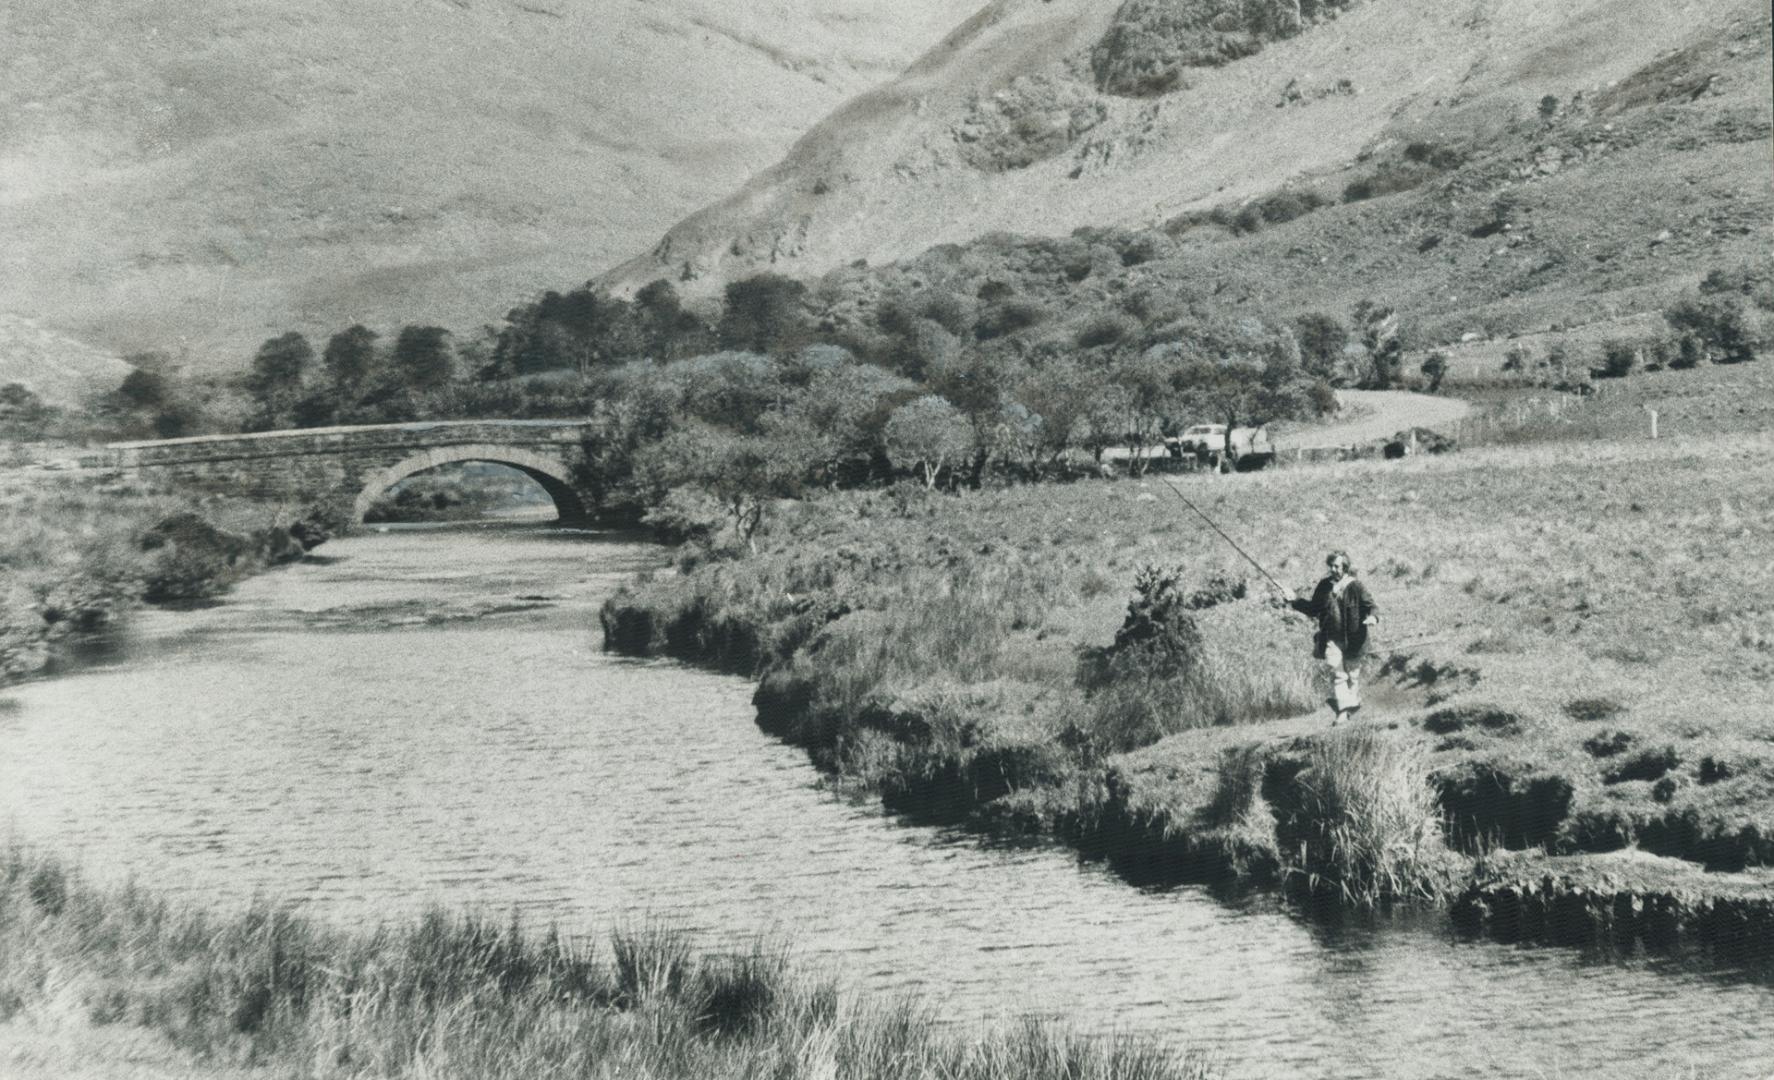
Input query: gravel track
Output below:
<box><xmin>1273</xmin><ymin>389</ymin><xmax>1472</xmax><ymax>450</ymax></box>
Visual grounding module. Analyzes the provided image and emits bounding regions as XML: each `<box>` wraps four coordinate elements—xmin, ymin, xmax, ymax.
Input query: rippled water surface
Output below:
<box><xmin>2</xmin><ymin>524</ymin><xmax>1770</xmax><ymax>1079</ymax></box>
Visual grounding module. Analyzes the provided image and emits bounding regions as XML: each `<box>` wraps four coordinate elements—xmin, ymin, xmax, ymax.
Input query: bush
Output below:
<box><xmin>1342</xmin><ymin>161</ymin><xmax>1440</xmax><ymax>203</ymax></box>
<box><xmin>1230</xmin><ymin>189</ymin><xmax>1329</xmax><ymax>233</ymax></box>
<box><xmin>1076</xmin><ymin>312</ymin><xmax>1140</xmax><ymax>349</ymax></box>
<box><xmin>1402</xmin><ymin>140</ymin><xmax>1465</xmax><ymax>170</ymax></box>
<box><xmin>976</xmin><ymin>297</ymin><xmax>1051</xmax><ymax>340</ymax></box>
<box><xmin>1420</xmin><ymin>351</ymin><xmax>1449</xmax><ymax>392</ymax></box>
<box><xmin>1668</xmin><ymin>333</ymin><xmax>1705</xmax><ymax>369</ymax></box>
<box><xmin>642</xmin><ymin>486</ymin><xmax>729</xmax><ymax>544</ymax></box>
<box><xmin>1699</xmin><ymin>256</ymin><xmax>1774</xmax><ymax>311</ymax></box>
<box><xmin>136</xmin><ymin>512</ymin><xmax>254</xmax><ymax>603</ymax></box>
<box><xmin>1071</xmin><ymin>563</ymin><xmax>1227</xmax><ymax>748</ymax></box>
<box><xmin>1665</xmin><ymin>294</ymin><xmax>1758</xmax><ymax>365</ymax></box>
<box><xmin>1597</xmin><ymin>338</ymin><xmax>1640</xmax><ymax>379</ymax></box>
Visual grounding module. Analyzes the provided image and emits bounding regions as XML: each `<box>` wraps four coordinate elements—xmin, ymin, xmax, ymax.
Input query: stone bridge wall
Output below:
<box><xmin>103</xmin><ymin>420</ymin><xmax>597</xmax><ymax>523</ymax></box>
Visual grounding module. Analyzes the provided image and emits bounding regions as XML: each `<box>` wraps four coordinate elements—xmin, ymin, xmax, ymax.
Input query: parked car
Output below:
<box><xmin>1173</xmin><ymin>424</ymin><xmax>1227</xmax><ymax>454</ymax></box>
<box><xmin>1167</xmin><ymin>423</ymin><xmax>1276</xmax><ymax>471</ymax></box>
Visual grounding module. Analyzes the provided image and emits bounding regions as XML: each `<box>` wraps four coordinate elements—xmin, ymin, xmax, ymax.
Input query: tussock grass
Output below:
<box><xmin>1288</xmin><ymin>730</ymin><xmax>1449</xmax><ymax>905</ymax></box>
<box><xmin>0</xmin><ymin>847</ymin><xmax>1214</xmax><ymax>1080</ymax></box>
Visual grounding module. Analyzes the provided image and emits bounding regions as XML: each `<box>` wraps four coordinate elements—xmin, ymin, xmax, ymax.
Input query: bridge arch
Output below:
<box><xmin>352</xmin><ymin>444</ymin><xmax>589</xmax><ymax>525</ymax></box>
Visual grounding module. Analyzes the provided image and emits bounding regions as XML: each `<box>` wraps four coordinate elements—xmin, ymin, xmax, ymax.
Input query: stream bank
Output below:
<box><xmin>596</xmin><ymin>457</ymin><xmax>1774</xmax><ymax>957</ymax></box>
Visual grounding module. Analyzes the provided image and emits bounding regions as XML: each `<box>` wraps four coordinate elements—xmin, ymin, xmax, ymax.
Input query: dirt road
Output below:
<box><xmin>1273</xmin><ymin>389</ymin><xmax>1472</xmax><ymax>450</ymax></box>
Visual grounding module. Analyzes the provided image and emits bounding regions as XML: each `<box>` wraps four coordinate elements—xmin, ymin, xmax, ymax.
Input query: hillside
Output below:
<box><xmin>603</xmin><ymin>0</ymin><xmax>1772</xmax><ymax>344</ymax></box>
<box><xmin>0</xmin><ymin>0</ymin><xmax>971</xmax><ymax>369</ymax></box>
<box><xmin>0</xmin><ymin>315</ymin><xmax>134</xmax><ymax>408</ymax></box>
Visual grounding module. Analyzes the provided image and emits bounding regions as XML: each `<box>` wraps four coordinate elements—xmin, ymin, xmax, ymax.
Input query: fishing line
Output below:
<box><xmin>1153</xmin><ymin>475</ymin><xmax>1286</xmax><ymax>594</ymax></box>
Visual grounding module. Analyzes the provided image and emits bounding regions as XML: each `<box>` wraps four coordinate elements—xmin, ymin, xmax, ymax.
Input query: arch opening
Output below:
<box><xmin>354</xmin><ymin>445</ymin><xmax>588</xmax><ymax>526</ymax></box>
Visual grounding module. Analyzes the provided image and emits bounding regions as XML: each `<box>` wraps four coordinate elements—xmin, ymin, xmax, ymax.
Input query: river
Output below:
<box><xmin>1</xmin><ymin>523</ymin><xmax>1769</xmax><ymax>1079</ymax></box>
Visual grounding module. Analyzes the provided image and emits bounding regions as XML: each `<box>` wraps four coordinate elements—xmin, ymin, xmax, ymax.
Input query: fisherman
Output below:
<box><xmin>1278</xmin><ymin>551</ymin><xmax>1378</xmax><ymax>724</ymax></box>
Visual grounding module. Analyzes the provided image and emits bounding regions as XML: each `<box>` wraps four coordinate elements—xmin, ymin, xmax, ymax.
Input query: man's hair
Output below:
<box><xmin>1326</xmin><ymin>550</ymin><xmax>1355</xmax><ymax>574</ymax></box>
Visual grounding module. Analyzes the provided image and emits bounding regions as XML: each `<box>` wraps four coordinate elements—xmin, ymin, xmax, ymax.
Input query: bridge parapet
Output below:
<box><xmin>106</xmin><ymin>420</ymin><xmax>592</xmax><ymax>469</ymax></box>
<box><xmin>103</xmin><ymin>420</ymin><xmax>598</xmax><ymax>524</ymax></box>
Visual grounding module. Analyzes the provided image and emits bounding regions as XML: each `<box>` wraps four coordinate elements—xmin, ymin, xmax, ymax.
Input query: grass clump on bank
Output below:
<box><xmin>1280</xmin><ymin>730</ymin><xmax>1452</xmax><ymax>905</ymax></box>
<box><xmin>0</xmin><ymin>847</ymin><xmax>1213</xmax><ymax>1080</ymax></box>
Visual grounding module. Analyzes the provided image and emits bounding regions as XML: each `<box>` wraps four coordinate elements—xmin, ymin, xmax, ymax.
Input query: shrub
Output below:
<box><xmin>642</xmin><ymin>485</ymin><xmax>728</xmax><ymax>544</ymax></box>
<box><xmin>1603</xmin><ymin>746</ymin><xmax>1682</xmax><ymax>784</ymax></box>
<box><xmin>1077</xmin><ymin>564</ymin><xmax>1207</xmax><ymax>751</ymax></box>
<box><xmin>1665</xmin><ymin>293</ymin><xmax>1758</xmax><ymax>364</ymax></box>
<box><xmin>1420</xmin><ymin>351</ymin><xmax>1450</xmax><ymax>392</ymax></box>
<box><xmin>1342</xmin><ymin>160</ymin><xmax>1439</xmax><ymax>204</ymax></box>
<box><xmin>976</xmin><ymin>297</ymin><xmax>1051</xmax><ymax>340</ymax></box>
<box><xmin>1597</xmin><ymin>338</ymin><xmax>1640</xmax><ymax>378</ymax></box>
<box><xmin>1582</xmin><ymin>730</ymin><xmax>1635</xmax><ymax>758</ymax></box>
<box><xmin>1668</xmin><ymin>332</ymin><xmax>1705</xmax><ymax>369</ymax></box>
<box><xmin>1699</xmin><ymin>256</ymin><xmax>1774</xmax><ymax>311</ymax></box>
<box><xmin>883</xmin><ymin>396</ymin><xmax>974</xmax><ymax>488</ymax></box>
<box><xmin>1402</xmin><ymin>141</ymin><xmax>1465</xmax><ymax>170</ymax></box>
<box><xmin>136</xmin><ymin>512</ymin><xmax>254</xmax><ymax>603</ymax></box>
<box><xmin>1229</xmin><ymin>189</ymin><xmax>1329</xmax><ymax>233</ymax></box>
<box><xmin>1294</xmin><ymin>312</ymin><xmax>1349</xmax><ymax>382</ymax></box>
<box><xmin>1076</xmin><ymin>311</ymin><xmax>1140</xmax><ymax>349</ymax></box>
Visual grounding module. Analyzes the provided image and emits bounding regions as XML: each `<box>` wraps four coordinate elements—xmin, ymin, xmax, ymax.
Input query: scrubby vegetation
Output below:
<box><xmin>953</xmin><ymin>74</ymin><xmax>1107</xmax><ymax>171</ymax></box>
<box><xmin>0</xmin><ymin>847</ymin><xmax>1212</xmax><ymax>1080</ymax></box>
<box><xmin>1090</xmin><ymin>0</ymin><xmax>1359</xmax><ymax>97</ymax></box>
<box><xmin>0</xmin><ymin>472</ymin><xmax>330</xmax><ymax>685</ymax></box>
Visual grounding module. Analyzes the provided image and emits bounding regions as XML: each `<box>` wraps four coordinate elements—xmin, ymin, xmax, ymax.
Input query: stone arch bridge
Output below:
<box><xmin>98</xmin><ymin>420</ymin><xmax>597</xmax><ymax>525</ymax></box>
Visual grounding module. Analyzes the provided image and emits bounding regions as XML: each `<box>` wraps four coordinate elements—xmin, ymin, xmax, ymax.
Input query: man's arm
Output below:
<box><xmin>1357</xmin><ymin>581</ymin><xmax>1378</xmax><ymax>625</ymax></box>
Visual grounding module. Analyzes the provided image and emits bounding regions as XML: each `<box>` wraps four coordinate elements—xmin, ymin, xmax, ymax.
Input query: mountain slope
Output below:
<box><xmin>0</xmin><ymin>315</ymin><xmax>134</xmax><ymax>408</ymax></box>
<box><xmin>602</xmin><ymin>0</ymin><xmax>1772</xmax><ymax>341</ymax></box>
<box><xmin>0</xmin><ymin>0</ymin><xmax>973</xmax><ymax>368</ymax></box>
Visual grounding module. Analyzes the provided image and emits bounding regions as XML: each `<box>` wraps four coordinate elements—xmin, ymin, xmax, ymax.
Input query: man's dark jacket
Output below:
<box><xmin>1290</xmin><ymin>577</ymin><xmax>1378</xmax><ymax>659</ymax></box>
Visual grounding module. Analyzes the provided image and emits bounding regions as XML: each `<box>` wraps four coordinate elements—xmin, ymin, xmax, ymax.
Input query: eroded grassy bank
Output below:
<box><xmin>602</xmin><ymin>370</ymin><xmax>1774</xmax><ymax>950</ymax></box>
<box><xmin>0</xmin><ymin>848</ymin><xmax>1211</xmax><ymax>1080</ymax></box>
<box><xmin>0</xmin><ymin>470</ymin><xmax>328</xmax><ymax>687</ymax></box>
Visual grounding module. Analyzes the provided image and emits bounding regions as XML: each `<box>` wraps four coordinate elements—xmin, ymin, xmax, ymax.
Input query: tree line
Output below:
<box><xmin>76</xmin><ymin>228</ymin><xmax>1765</xmax><ymax>546</ymax></box>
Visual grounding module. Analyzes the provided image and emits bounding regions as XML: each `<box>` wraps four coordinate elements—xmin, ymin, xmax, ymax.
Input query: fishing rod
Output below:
<box><xmin>1154</xmin><ymin>475</ymin><xmax>1287</xmax><ymax>595</ymax></box>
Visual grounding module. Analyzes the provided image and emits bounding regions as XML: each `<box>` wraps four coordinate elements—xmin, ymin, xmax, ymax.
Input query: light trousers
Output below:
<box><xmin>1324</xmin><ymin>640</ymin><xmax>1361</xmax><ymax>713</ymax></box>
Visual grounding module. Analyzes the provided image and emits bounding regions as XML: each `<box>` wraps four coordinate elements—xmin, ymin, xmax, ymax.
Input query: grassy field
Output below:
<box><xmin>604</xmin><ymin>361</ymin><xmax>1774</xmax><ymax>916</ymax></box>
<box><xmin>0</xmin><ymin>847</ymin><xmax>1211</xmax><ymax>1080</ymax></box>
